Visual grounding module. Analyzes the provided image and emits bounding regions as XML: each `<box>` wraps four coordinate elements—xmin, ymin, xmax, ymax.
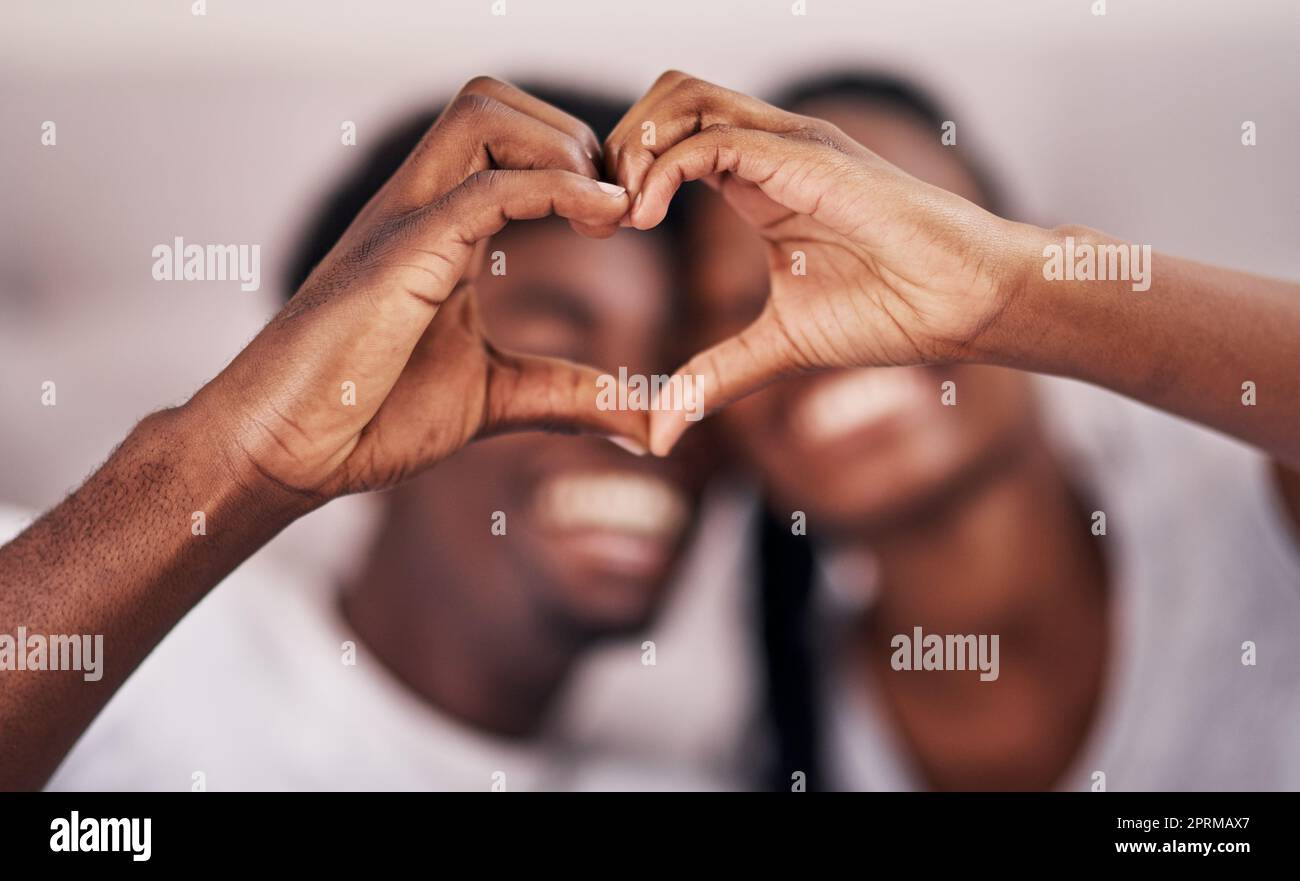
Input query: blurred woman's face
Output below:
<box><xmin>393</xmin><ymin>220</ymin><xmax>709</xmax><ymax>635</ymax></box>
<box><xmin>689</xmin><ymin>99</ymin><xmax>1038</xmax><ymax>533</ymax></box>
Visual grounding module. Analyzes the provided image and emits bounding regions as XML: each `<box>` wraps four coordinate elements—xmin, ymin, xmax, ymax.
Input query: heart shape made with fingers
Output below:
<box><xmin>593</xmin><ymin>71</ymin><xmax>1014</xmax><ymax>456</ymax></box>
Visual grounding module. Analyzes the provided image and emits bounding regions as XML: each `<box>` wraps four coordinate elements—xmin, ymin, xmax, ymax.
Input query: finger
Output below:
<box><xmin>629</xmin><ymin>125</ymin><xmax>834</xmax><ymax>230</ymax></box>
<box><xmin>647</xmin><ymin>315</ymin><xmax>797</xmax><ymax>456</ymax></box>
<box><xmin>715</xmin><ymin>171</ymin><xmax>792</xmax><ymax>229</ymax></box>
<box><xmin>603</xmin><ymin>69</ymin><xmax>690</xmax><ymax>180</ymax></box>
<box><xmin>619</xmin><ymin>86</ymin><xmax>783</xmax><ymax>197</ymax></box>
<box><xmin>568</xmin><ymin>218</ymin><xmax>622</xmax><ymax>239</ymax></box>
<box><xmin>351</xmin><ymin>170</ymin><xmax>626</xmax><ymax>334</ymax></box>
<box><xmin>459</xmin><ymin>237</ymin><xmax>492</xmax><ymax>286</ymax></box>
<box><xmin>388</xmin><ymin>94</ymin><xmax>600</xmax><ymax>211</ymax></box>
<box><xmin>459</xmin><ymin>76</ymin><xmax>603</xmax><ymax>161</ymax></box>
<box><xmin>608</xmin><ymin>73</ymin><xmax>793</xmax><ymax>197</ymax></box>
<box><xmin>481</xmin><ymin>349</ymin><xmax>650</xmax><ymax>448</ymax></box>
<box><xmin>434</xmin><ymin>169</ymin><xmax>630</xmax><ymax>246</ymax></box>
<box><xmin>346</xmin><ymin>286</ymin><xmax>487</xmax><ymax>470</ymax></box>
<box><xmin>349</xmin><ymin>171</ymin><xmax>626</xmax><ymax>326</ymax></box>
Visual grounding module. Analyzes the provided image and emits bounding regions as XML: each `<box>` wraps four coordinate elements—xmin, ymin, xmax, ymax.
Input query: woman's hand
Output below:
<box><xmin>604</xmin><ymin>71</ymin><xmax>1034</xmax><ymax>453</ymax></box>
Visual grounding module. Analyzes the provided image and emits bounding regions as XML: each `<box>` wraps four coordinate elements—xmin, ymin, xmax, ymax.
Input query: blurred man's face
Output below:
<box><xmin>689</xmin><ymin>99</ymin><xmax>1037</xmax><ymax>533</ymax></box>
<box><xmin>390</xmin><ymin>219</ymin><xmax>707</xmax><ymax>635</ymax></box>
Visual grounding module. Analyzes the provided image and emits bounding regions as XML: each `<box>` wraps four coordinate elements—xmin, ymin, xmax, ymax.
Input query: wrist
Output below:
<box><xmin>152</xmin><ymin>399</ymin><xmax>323</xmax><ymax>531</ymax></box>
<box><xmin>967</xmin><ymin>221</ymin><xmax>1115</xmax><ymax>375</ymax></box>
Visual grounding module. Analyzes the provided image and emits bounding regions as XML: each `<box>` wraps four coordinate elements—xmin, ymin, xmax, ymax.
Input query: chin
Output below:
<box><xmin>767</xmin><ymin>454</ymin><xmax>970</xmax><ymax>537</ymax></box>
<box><xmin>539</xmin><ymin>570</ymin><xmax>672</xmax><ymax>640</ymax></box>
<box><xmin>520</xmin><ymin>467</ymin><xmax>693</xmax><ymax>637</ymax></box>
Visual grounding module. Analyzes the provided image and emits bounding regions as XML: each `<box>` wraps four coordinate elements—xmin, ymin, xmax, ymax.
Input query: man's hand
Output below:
<box><xmin>604</xmin><ymin>71</ymin><xmax>1032</xmax><ymax>454</ymax></box>
<box><xmin>193</xmin><ymin>77</ymin><xmax>641</xmax><ymax>502</ymax></box>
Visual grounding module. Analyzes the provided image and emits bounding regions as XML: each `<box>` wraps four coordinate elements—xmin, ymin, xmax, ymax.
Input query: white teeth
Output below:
<box><xmin>534</xmin><ymin>473</ymin><xmax>688</xmax><ymax>538</ymax></box>
<box><xmin>797</xmin><ymin>368</ymin><xmax>924</xmax><ymax>443</ymax></box>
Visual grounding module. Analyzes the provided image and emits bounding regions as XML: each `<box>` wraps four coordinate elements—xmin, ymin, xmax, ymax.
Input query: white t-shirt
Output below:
<box><xmin>0</xmin><ymin>487</ymin><xmax>762</xmax><ymax>792</ymax></box>
<box><xmin>820</xmin><ymin>376</ymin><xmax>1300</xmax><ymax>791</ymax></box>
<box><xmin>6</xmin><ymin>377</ymin><xmax>1298</xmax><ymax>791</ymax></box>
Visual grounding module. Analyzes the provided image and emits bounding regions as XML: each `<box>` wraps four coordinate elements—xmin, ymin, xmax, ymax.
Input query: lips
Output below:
<box><xmin>530</xmin><ymin>471</ymin><xmax>690</xmax><ymax>578</ymax></box>
<box><xmin>795</xmin><ymin>367</ymin><xmax>927</xmax><ymax>445</ymax></box>
<box><xmin>533</xmin><ymin>471</ymin><xmax>689</xmax><ymax>538</ymax></box>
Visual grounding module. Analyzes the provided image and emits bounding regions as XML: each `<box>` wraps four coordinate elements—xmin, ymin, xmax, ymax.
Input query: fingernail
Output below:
<box><xmin>604</xmin><ymin>435</ymin><xmax>648</xmax><ymax>456</ymax></box>
<box><xmin>650</xmin><ymin>418</ymin><xmax>688</xmax><ymax>458</ymax></box>
<box><xmin>596</xmin><ymin>181</ymin><xmax>626</xmax><ymax>197</ymax></box>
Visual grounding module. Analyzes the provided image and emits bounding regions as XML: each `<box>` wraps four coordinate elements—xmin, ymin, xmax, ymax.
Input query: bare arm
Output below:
<box><xmin>0</xmin><ymin>407</ymin><xmax>310</xmax><ymax>790</ymax></box>
<box><xmin>613</xmin><ymin>73</ymin><xmax>1300</xmax><ymax>486</ymax></box>
<box><xmin>0</xmin><ymin>77</ymin><xmax>642</xmax><ymax>791</ymax></box>
<box><xmin>982</xmin><ymin>225</ymin><xmax>1300</xmax><ymax>471</ymax></box>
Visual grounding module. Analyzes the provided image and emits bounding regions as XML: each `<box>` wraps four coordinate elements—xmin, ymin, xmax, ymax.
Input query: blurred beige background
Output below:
<box><xmin>1</xmin><ymin>0</ymin><xmax>1296</xmax><ymax>542</ymax></box>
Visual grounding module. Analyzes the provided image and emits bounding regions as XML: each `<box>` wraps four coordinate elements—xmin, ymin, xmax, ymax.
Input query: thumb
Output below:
<box><xmin>649</xmin><ymin>315</ymin><xmax>797</xmax><ymax>456</ymax></box>
<box><xmin>480</xmin><ymin>349</ymin><xmax>651</xmax><ymax>452</ymax></box>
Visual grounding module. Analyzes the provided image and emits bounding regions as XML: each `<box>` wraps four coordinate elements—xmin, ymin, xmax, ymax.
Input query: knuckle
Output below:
<box><xmin>466</xmin><ymin>168</ymin><xmax>502</xmax><ymax>191</ymax></box>
<box><xmin>575</xmin><ymin>123</ymin><xmax>600</xmax><ymax>152</ymax></box>
<box><xmin>559</xmin><ymin>137</ymin><xmax>591</xmax><ymax>171</ymax></box>
<box><xmin>624</xmin><ymin>146</ymin><xmax>653</xmax><ymax>173</ymax></box>
<box><xmin>672</xmin><ymin>76</ymin><xmax>714</xmax><ymax>104</ymax></box>
<box><xmin>787</xmin><ymin>111</ymin><xmax>823</xmax><ymax>130</ymax></box>
<box><xmin>461</xmin><ymin>75</ymin><xmax>504</xmax><ymax>96</ymax></box>
<box><xmin>446</xmin><ymin>92</ymin><xmax>500</xmax><ymax>126</ymax></box>
<box><xmin>789</xmin><ymin>115</ymin><xmax>845</xmax><ymax>149</ymax></box>
<box><xmin>655</xmin><ymin>69</ymin><xmax>690</xmax><ymax>88</ymax></box>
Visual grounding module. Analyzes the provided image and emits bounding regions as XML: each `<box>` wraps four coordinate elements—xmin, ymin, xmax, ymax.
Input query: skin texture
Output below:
<box><xmin>1</xmin><ymin>71</ymin><xmax>1296</xmax><ymax>790</ymax></box>
<box><xmin>342</xmin><ymin>219</ymin><xmax>712</xmax><ymax>737</ymax></box>
<box><xmin>687</xmin><ymin>97</ymin><xmax>1108</xmax><ymax>790</ymax></box>
<box><xmin>0</xmin><ymin>77</ymin><xmax>651</xmax><ymax>789</ymax></box>
<box><xmin>638</xmin><ymin>73</ymin><xmax>1294</xmax><ymax>789</ymax></box>
<box><xmin>686</xmin><ymin>100</ymin><xmax>1038</xmax><ymax>530</ymax></box>
<box><xmin>202</xmin><ymin>78</ymin><xmax>645</xmax><ymax>499</ymax></box>
<box><xmin>605</xmin><ymin>72</ymin><xmax>1300</xmax><ymax>471</ymax></box>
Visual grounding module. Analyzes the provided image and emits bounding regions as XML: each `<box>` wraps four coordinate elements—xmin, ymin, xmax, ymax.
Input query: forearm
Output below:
<box><xmin>983</xmin><ymin>223</ymin><xmax>1300</xmax><ymax>468</ymax></box>
<box><xmin>0</xmin><ymin>404</ymin><xmax>312</xmax><ymax>789</ymax></box>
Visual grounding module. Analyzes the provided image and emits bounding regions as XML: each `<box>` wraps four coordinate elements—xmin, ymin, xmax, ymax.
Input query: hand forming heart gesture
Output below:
<box><xmin>183</xmin><ymin>71</ymin><xmax>1300</xmax><ymax>486</ymax></box>
<box><xmin>5</xmin><ymin>68</ymin><xmax>1298</xmax><ymax>792</ymax></box>
<box><xmin>192</xmin><ymin>77</ymin><xmax>643</xmax><ymax>501</ymax></box>
<box><xmin>602</xmin><ymin>71</ymin><xmax>1034</xmax><ymax>455</ymax></box>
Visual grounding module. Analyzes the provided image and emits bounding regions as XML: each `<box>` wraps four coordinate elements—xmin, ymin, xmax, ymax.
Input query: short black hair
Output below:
<box><xmin>283</xmin><ymin>85</ymin><xmax>679</xmax><ymax>299</ymax></box>
<box><xmin>770</xmin><ymin>70</ymin><xmax>1006</xmax><ymax>216</ymax></box>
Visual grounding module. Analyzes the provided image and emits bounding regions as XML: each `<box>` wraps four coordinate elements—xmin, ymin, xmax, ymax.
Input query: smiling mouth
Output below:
<box><xmin>795</xmin><ymin>367</ymin><xmax>927</xmax><ymax>445</ymax></box>
<box><xmin>531</xmin><ymin>471</ymin><xmax>690</xmax><ymax>578</ymax></box>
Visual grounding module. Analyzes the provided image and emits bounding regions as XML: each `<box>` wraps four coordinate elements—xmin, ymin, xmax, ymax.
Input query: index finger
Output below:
<box><xmin>606</xmin><ymin>72</ymin><xmax>797</xmax><ymax>197</ymax></box>
<box><xmin>460</xmin><ymin>76</ymin><xmax>603</xmax><ymax>161</ymax></box>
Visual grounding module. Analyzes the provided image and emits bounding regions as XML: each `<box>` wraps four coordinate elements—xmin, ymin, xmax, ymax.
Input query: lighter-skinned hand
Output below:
<box><xmin>604</xmin><ymin>71</ymin><xmax>1032</xmax><ymax>455</ymax></box>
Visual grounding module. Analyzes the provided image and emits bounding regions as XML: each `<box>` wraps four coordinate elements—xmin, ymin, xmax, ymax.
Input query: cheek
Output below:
<box><xmin>713</xmin><ymin>383</ymin><xmax>968</xmax><ymax>510</ymax></box>
<box><xmin>891</xmin><ymin>417</ymin><xmax>979</xmax><ymax>488</ymax></box>
<box><xmin>935</xmin><ymin>367</ymin><xmax>1039</xmax><ymax>455</ymax></box>
<box><xmin>428</xmin><ymin>435</ymin><xmax>537</xmax><ymax>506</ymax></box>
<box><xmin>717</xmin><ymin>387</ymin><xmax>790</xmax><ymax>469</ymax></box>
